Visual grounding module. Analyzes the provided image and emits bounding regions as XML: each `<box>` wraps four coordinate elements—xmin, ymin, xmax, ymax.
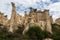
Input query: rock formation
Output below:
<box><xmin>8</xmin><ymin>2</ymin><xmax>23</xmax><ymax>32</ymax></box>
<box><xmin>55</xmin><ymin>18</ymin><xmax>60</xmax><ymax>25</ymax></box>
<box><xmin>0</xmin><ymin>12</ymin><xmax>8</xmax><ymax>26</ymax></box>
<box><xmin>0</xmin><ymin>2</ymin><xmax>53</xmax><ymax>33</ymax></box>
<box><xmin>23</xmin><ymin>8</ymin><xmax>52</xmax><ymax>34</ymax></box>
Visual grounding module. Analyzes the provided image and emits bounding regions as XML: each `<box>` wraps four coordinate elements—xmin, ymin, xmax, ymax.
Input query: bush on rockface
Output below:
<box><xmin>0</xmin><ymin>24</ymin><xmax>27</xmax><ymax>40</ymax></box>
<box><xmin>52</xmin><ymin>23</ymin><xmax>60</xmax><ymax>40</ymax></box>
<box><xmin>25</xmin><ymin>25</ymin><xmax>51</xmax><ymax>40</ymax></box>
<box><xmin>0</xmin><ymin>24</ymin><xmax>52</xmax><ymax>40</ymax></box>
<box><xmin>0</xmin><ymin>27</ymin><xmax>10</xmax><ymax>40</ymax></box>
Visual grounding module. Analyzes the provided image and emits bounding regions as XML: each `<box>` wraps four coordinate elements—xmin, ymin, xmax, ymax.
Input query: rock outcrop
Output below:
<box><xmin>0</xmin><ymin>12</ymin><xmax>8</xmax><ymax>26</ymax></box>
<box><xmin>0</xmin><ymin>2</ymin><xmax>53</xmax><ymax>33</ymax></box>
<box><xmin>55</xmin><ymin>18</ymin><xmax>60</xmax><ymax>25</ymax></box>
<box><xmin>23</xmin><ymin>8</ymin><xmax>52</xmax><ymax>34</ymax></box>
<box><xmin>8</xmin><ymin>2</ymin><xmax>23</xmax><ymax>32</ymax></box>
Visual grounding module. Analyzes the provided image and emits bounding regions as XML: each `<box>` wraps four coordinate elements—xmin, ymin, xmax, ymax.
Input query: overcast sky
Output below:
<box><xmin>0</xmin><ymin>0</ymin><xmax>60</xmax><ymax>21</ymax></box>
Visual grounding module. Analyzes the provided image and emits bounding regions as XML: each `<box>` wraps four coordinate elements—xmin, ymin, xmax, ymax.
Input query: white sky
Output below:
<box><xmin>0</xmin><ymin>0</ymin><xmax>60</xmax><ymax>21</ymax></box>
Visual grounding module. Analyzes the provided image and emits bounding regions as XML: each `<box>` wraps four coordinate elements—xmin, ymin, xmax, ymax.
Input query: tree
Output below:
<box><xmin>25</xmin><ymin>25</ymin><xmax>51</xmax><ymax>40</ymax></box>
<box><xmin>52</xmin><ymin>23</ymin><xmax>60</xmax><ymax>40</ymax></box>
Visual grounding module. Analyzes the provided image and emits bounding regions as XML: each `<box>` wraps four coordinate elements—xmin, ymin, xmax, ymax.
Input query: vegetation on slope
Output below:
<box><xmin>25</xmin><ymin>25</ymin><xmax>51</xmax><ymax>40</ymax></box>
<box><xmin>0</xmin><ymin>23</ymin><xmax>60</xmax><ymax>40</ymax></box>
<box><xmin>52</xmin><ymin>23</ymin><xmax>60</xmax><ymax>40</ymax></box>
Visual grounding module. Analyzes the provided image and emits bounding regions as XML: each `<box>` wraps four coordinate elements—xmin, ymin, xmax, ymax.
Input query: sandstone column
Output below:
<box><xmin>44</xmin><ymin>10</ymin><xmax>52</xmax><ymax>33</ymax></box>
<box><xmin>9</xmin><ymin>2</ymin><xmax>17</xmax><ymax>32</ymax></box>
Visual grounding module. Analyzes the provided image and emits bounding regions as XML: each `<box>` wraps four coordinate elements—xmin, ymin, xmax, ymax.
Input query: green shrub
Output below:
<box><xmin>52</xmin><ymin>24</ymin><xmax>60</xmax><ymax>40</ymax></box>
<box><xmin>25</xmin><ymin>25</ymin><xmax>51</xmax><ymax>40</ymax></box>
<box><xmin>0</xmin><ymin>24</ymin><xmax>52</xmax><ymax>40</ymax></box>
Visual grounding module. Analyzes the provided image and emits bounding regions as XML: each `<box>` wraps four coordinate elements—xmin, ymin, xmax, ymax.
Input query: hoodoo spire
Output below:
<box><xmin>11</xmin><ymin>2</ymin><xmax>16</xmax><ymax>16</ymax></box>
<box><xmin>11</xmin><ymin>2</ymin><xmax>16</xmax><ymax>11</ymax></box>
<box><xmin>9</xmin><ymin>2</ymin><xmax>17</xmax><ymax>32</ymax></box>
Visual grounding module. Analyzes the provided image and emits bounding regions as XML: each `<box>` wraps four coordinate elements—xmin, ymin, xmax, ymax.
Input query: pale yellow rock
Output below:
<box><xmin>55</xmin><ymin>18</ymin><xmax>60</xmax><ymax>25</ymax></box>
<box><xmin>0</xmin><ymin>12</ymin><xmax>8</xmax><ymax>26</ymax></box>
<box><xmin>0</xmin><ymin>2</ymin><xmax>53</xmax><ymax>33</ymax></box>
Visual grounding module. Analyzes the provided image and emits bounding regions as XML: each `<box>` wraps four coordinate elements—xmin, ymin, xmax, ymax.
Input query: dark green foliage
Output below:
<box><xmin>15</xmin><ymin>25</ymin><xmax>24</xmax><ymax>34</ymax></box>
<box><xmin>52</xmin><ymin>23</ymin><xmax>60</xmax><ymax>40</ymax></box>
<box><xmin>25</xmin><ymin>25</ymin><xmax>51</xmax><ymax>40</ymax></box>
<box><xmin>0</xmin><ymin>25</ymin><xmax>51</xmax><ymax>40</ymax></box>
<box><xmin>42</xmin><ymin>30</ymin><xmax>52</xmax><ymax>38</ymax></box>
<box><xmin>0</xmin><ymin>23</ymin><xmax>3</xmax><ymax>26</ymax></box>
<box><xmin>52</xmin><ymin>23</ymin><xmax>60</xmax><ymax>33</ymax></box>
<box><xmin>0</xmin><ymin>25</ymin><xmax>25</xmax><ymax>40</ymax></box>
<box><xmin>0</xmin><ymin>27</ymin><xmax>9</xmax><ymax>40</ymax></box>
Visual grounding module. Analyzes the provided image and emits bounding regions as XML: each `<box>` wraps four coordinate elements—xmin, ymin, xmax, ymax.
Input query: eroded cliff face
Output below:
<box><xmin>23</xmin><ymin>9</ymin><xmax>53</xmax><ymax>34</ymax></box>
<box><xmin>8</xmin><ymin>2</ymin><xmax>23</xmax><ymax>32</ymax></box>
<box><xmin>0</xmin><ymin>2</ymin><xmax>53</xmax><ymax>33</ymax></box>
<box><xmin>55</xmin><ymin>18</ymin><xmax>60</xmax><ymax>25</ymax></box>
<box><xmin>0</xmin><ymin>12</ymin><xmax>8</xmax><ymax>27</ymax></box>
